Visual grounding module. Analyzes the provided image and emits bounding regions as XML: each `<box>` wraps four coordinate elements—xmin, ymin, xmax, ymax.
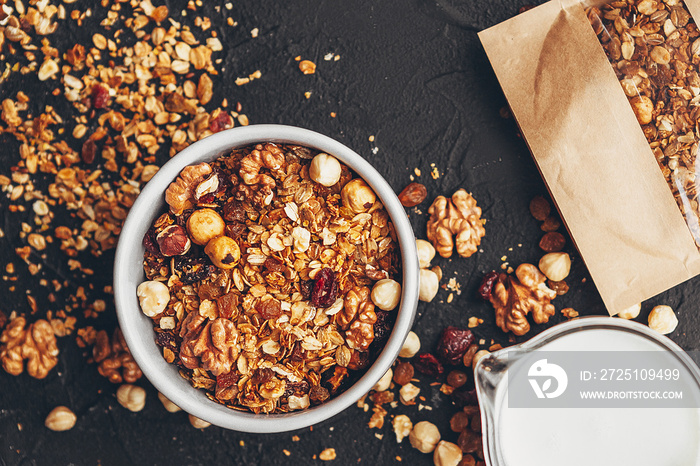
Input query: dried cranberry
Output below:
<box><xmin>198</xmin><ymin>193</ymin><xmax>216</xmax><ymax>204</ymax></box>
<box><xmin>222</xmin><ymin>199</ymin><xmax>246</xmax><ymax>223</ymax></box>
<box><xmin>174</xmin><ymin>255</ymin><xmax>215</xmax><ymax>284</ymax></box>
<box><xmin>437</xmin><ymin>326</ymin><xmax>475</xmax><ymax>365</ymax></box>
<box><xmin>311</xmin><ymin>268</ymin><xmax>338</xmax><ymax>308</ymax></box>
<box><xmin>300</xmin><ymin>280</ymin><xmax>314</xmax><ymax>300</ymax></box>
<box><xmin>209</xmin><ymin>111</ymin><xmax>233</xmax><ymax>133</ymax></box>
<box><xmin>252</xmin><ymin>368</ymin><xmax>273</xmax><ymax>385</ymax></box>
<box><xmin>142</xmin><ymin>225</ymin><xmax>161</xmax><ymax>256</ymax></box>
<box><xmin>216</xmin><ymin>372</ymin><xmax>239</xmax><ymax>389</ymax></box>
<box><xmin>413</xmin><ymin>352</ymin><xmax>444</xmax><ymax>378</ymax></box>
<box><xmin>477</xmin><ymin>271</ymin><xmax>499</xmax><ymax>300</ymax></box>
<box><xmin>81</xmin><ymin>139</ymin><xmax>97</xmax><ymax>164</ymax></box>
<box><xmin>283</xmin><ymin>380</ymin><xmax>310</xmax><ymax>398</ymax></box>
<box><xmin>372</xmin><ymin>311</ymin><xmax>392</xmax><ymax>343</ymax></box>
<box><xmin>91</xmin><ymin>84</ymin><xmax>109</xmax><ymax>109</ymax></box>
<box><xmin>347</xmin><ymin>350</ymin><xmax>370</xmax><ymax>371</ymax></box>
<box><xmin>256</xmin><ymin>298</ymin><xmax>282</xmax><ymax>320</ymax></box>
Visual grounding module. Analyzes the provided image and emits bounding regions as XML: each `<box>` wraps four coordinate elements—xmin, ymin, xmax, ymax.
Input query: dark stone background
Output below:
<box><xmin>0</xmin><ymin>0</ymin><xmax>697</xmax><ymax>464</ymax></box>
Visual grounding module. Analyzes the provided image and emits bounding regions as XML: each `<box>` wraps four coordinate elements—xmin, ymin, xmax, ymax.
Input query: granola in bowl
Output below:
<box><xmin>138</xmin><ymin>142</ymin><xmax>402</xmax><ymax>414</ymax></box>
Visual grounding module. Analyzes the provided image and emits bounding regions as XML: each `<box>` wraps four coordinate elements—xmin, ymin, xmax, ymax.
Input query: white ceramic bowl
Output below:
<box><xmin>114</xmin><ymin>125</ymin><xmax>419</xmax><ymax>432</ymax></box>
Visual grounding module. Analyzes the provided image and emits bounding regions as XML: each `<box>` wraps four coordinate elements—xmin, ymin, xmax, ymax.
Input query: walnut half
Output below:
<box><xmin>0</xmin><ymin>316</ymin><xmax>59</xmax><ymax>379</ymax></box>
<box><xmin>427</xmin><ymin>189</ymin><xmax>485</xmax><ymax>258</ymax></box>
<box><xmin>179</xmin><ymin>314</ymin><xmax>240</xmax><ymax>377</ymax></box>
<box><xmin>489</xmin><ymin>263</ymin><xmax>556</xmax><ymax>336</ymax></box>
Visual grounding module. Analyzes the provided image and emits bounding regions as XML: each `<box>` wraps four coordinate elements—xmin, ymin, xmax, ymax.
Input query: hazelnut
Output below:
<box><xmin>117</xmin><ymin>384</ymin><xmax>146</xmax><ymax>412</ymax></box>
<box><xmin>136</xmin><ymin>280</ymin><xmax>170</xmax><ymax>317</ymax></box>
<box><xmin>156</xmin><ymin>224</ymin><xmax>191</xmax><ymax>256</ymax></box>
<box><xmin>341</xmin><ymin>178</ymin><xmax>376</xmax><ymax>213</ymax></box>
<box><xmin>45</xmin><ymin>406</ymin><xmax>77</xmax><ymax>432</ymax></box>
<box><xmin>187</xmin><ymin>208</ymin><xmax>225</xmax><ymax>245</ymax></box>
<box><xmin>373</xmin><ymin>367</ymin><xmax>393</xmax><ymax>392</ymax></box>
<box><xmin>538</xmin><ymin>252</ymin><xmax>571</xmax><ymax>282</ymax></box>
<box><xmin>399</xmin><ymin>331</ymin><xmax>421</xmax><ymax>358</ymax></box>
<box><xmin>157</xmin><ymin>392</ymin><xmax>181</xmax><ymax>413</ymax></box>
<box><xmin>416</xmin><ymin>239</ymin><xmax>436</xmax><ymax>268</ymax></box>
<box><xmin>205</xmin><ymin>235</ymin><xmax>241</xmax><ymax>269</ymax></box>
<box><xmin>648</xmin><ymin>305</ymin><xmax>678</xmax><ymax>334</ymax></box>
<box><xmin>409</xmin><ymin>421</ymin><xmax>441</xmax><ymax>453</ymax></box>
<box><xmin>393</xmin><ymin>414</ymin><xmax>413</xmax><ymax>443</ymax></box>
<box><xmin>309</xmin><ymin>153</ymin><xmax>342</xmax><ymax>187</ymax></box>
<box><xmin>631</xmin><ymin>95</ymin><xmax>653</xmax><ymax>125</ymax></box>
<box><xmin>371</xmin><ymin>279</ymin><xmax>401</xmax><ymax>311</ymax></box>
<box><xmin>433</xmin><ymin>441</ymin><xmax>463</xmax><ymax>466</ymax></box>
<box><xmin>189</xmin><ymin>414</ymin><xmax>211</xmax><ymax>429</ymax></box>
<box><xmin>617</xmin><ymin>302</ymin><xmax>641</xmax><ymax>320</ymax></box>
<box><xmin>399</xmin><ymin>382</ymin><xmax>420</xmax><ymax>405</ymax></box>
<box><xmin>419</xmin><ymin>268</ymin><xmax>439</xmax><ymax>302</ymax></box>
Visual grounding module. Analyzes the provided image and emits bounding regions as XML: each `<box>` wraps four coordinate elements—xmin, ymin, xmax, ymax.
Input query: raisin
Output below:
<box><xmin>256</xmin><ymin>298</ymin><xmax>281</xmax><ymax>320</ymax></box>
<box><xmin>311</xmin><ymin>268</ymin><xmax>338</xmax><ymax>308</ymax></box>
<box><xmin>372</xmin><ymin>311</ymin><xmax>392</xmax><ymax>343</ymax></box>
<box><xmin>289</xmin><ymin>342</ymin><xmax>306</xmax><ymax>363</ymax></box>
<box><xmin>264</xmin><ymin>257</ymin><xmax>287</xmax><ymax>274</ymax></box>
<box><xmin>397</xmin><ymin>182</ymin><xmax>428</xmax><ymax>207</ymax></box>
<box><xmin>252</xmin><ymin>368</ymin><xmax>273</xmax><ymax>385</ymax></box>
<box><xmin>458</xmin><ymin>428</ymin><xmax>481</xmax><ymax>453</ymax></box>
<box><xmin>309</xmin><ymin>385</ymin><xmax>330</xmax><ymax>404</ymax></box>
<box><xmin>222</xmin><ymin>199</ymin><xmax>247</xmax><ymax>223</ymax></box>
<box><xmin>216</xmin><ymin>371</ymin><xmax>239</xmax><ymax>389</ymax></box>
<box><xmin>217</xmin><ymin>292</ymin><xmax>239</xmax><ymax>319</ymax></box>
<box><xmin>155</xmin><ymin>330</ymin><xmax>178</xmax><ymax>349</ymax></box>
<box><xmin>392</xmin><ymin>361</ymin><xmax>414</xmax><ymax>386</ymax></box>
<box><xmin>437</xmin><ymin>326</ymin><xmax>475</xmax><ymax>365</ymax></box>
<box><xmin>452</xmin><ymin>388</ymin><xmax>478</xmax><ymax>408</ymax></box>
<box><xmin>142</xmin><ymin>225</ymin><xmax>161</xmax><ymax>256</ymax></box>
<box><xmin>539</xmin><ymin>231</ymin><xmax>565</xmax><ymax>252</ymax></box>
<box><xmin>198</xmin><ymin>193</ymin><xmax>216</xmax><ymax>204</ymax></box>
<box><xmin>283</xmin><ymin>380</ymin><xmax>310</xmax><ymax>398</ymax></box>
<box><xmin>462</xmin><ymin>344</ymin><xmax>479</xmax><ymax>367</ymax></box>
<box><xmin>459</xmin><ymin>456</ymin><xmax>477</xmax><ymax>466</ymax></box>
<box><xmin>541</xmin><ymin>216</ymin><xmax>561</xmax><ymax>232</ymax></box>
<box><xmin>447</xmin><ymin>370</ymin><xmax>468</xmax><ymax>389</ymax></box>
<box><xmin>548</xmin><ymin>279</ymin><xmax>569</xmax><ymax>296</ymax></box>
<box><xmin>413</xmin><ymin>353</ymin><xmax>444</xmax><ymax>378</ymax></box>
<box><xmin>173</xmin><ymin>254</ymin><xmax>215</xmax><ymax>284</ymax></box>
<box><xmin>81</xmin><ymin>139</ymin><xmax>97</xmax><ymax>164</ymax></box>
<box><xmin>450</xmin><ymin>411</ymin><xmax>470</xmax><ymax>433</ymax></box>
<box><xmin>477</xmin><ymin>271</ymin><xmax>499</xmax><ymax>300</ymax></box>
<box><xmin>225</xmin><ymin>223</ymin><xmax>247</xmax><ymax>239</ymax></box>
<box><xmin>347</xmin><ymin>349</ymin><xmax>370</xmax><ymax>371</ymax></box>
<box><xmin>529</xmin><ymin>195</ymin><xmax>551</xmax><ymax>221</ymax></box>
<box><xmin>300</xmin><ymin>280</ymin><xmax>314</xmax><ymax>300</ymax></box>
<box><xmin>91</xmin><ymin>84</ymin><xmax>109</xmax><ymax>109</ymax></box>
<box><xmin>209</xmin><ymin>111</ymin><xmax>233</xmax><ymax>133</ymax></box>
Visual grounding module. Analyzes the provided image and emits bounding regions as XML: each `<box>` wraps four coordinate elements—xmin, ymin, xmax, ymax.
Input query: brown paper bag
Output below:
<box><xmin>479</xmin><ymin>0</ymin><xmax>700</xmax><ymax>315</ymax></box>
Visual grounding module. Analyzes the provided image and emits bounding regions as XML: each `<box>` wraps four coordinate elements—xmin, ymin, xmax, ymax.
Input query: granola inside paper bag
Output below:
<box><xmin>479</xmin><ymin>0</ymin><xmax>700</xmax><ymax>314</ymax></box>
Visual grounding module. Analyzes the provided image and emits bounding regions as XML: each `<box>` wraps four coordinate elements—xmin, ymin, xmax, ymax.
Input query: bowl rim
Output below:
<box><xmin>114</xmin><ymin>124</ymin><xmax>419</xmax><ymax>432</ymax></box>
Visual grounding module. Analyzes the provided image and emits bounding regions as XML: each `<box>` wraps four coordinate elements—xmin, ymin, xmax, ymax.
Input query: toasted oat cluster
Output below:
<box><xmin>140</xmin><ymin>143</ymin><xmax>401</xmax><ymax>414</ymax></box>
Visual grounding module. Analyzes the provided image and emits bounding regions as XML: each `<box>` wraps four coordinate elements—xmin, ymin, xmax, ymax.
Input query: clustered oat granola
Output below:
<box><xmin>140</xmin><ymin>143</ymin><xmax>402</xmax><ymax>413</ymax></box>
<box><xmin>588</xmin><ymin>0</ymin><xmax>700</xmax><ymax>245</ymax></box>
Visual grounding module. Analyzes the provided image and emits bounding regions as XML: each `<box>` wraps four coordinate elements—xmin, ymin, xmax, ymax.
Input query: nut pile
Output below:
<box><xmin>140</xmin><ymin>144</ymin><xmax>401</xmax><ymax>413</ymax></box>
<box><xmin>0</xmin><ymin>0</ymin><xmax>245</xmax><ymax>382</ymax></box>
<box><xmin>588</xmin><ymin>0</ymin><xmax>700</xmax><ymax>246</ymax></box>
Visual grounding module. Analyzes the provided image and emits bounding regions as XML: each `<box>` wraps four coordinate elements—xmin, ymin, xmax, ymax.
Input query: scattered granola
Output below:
<box><xmin>141</xmin><ymin>143</ymin><xmax>401</xmax><ymax>414</ymax></box>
